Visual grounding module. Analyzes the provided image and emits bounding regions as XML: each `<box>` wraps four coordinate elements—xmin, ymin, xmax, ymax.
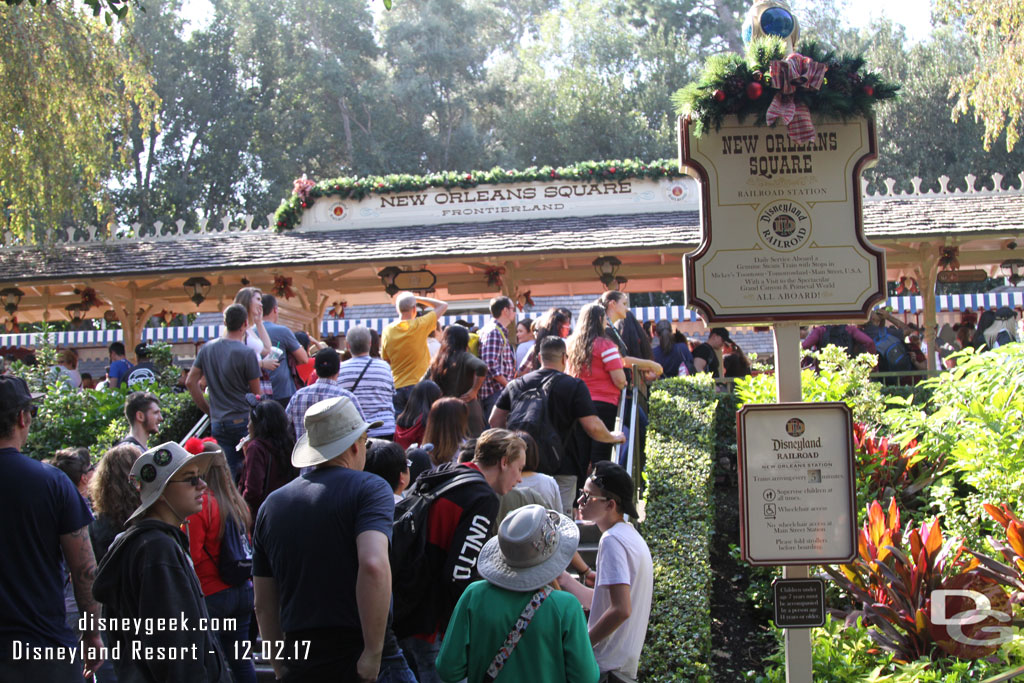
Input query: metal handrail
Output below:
<box><xmin>179</xmin><ymin>413</ymin><xmax>210</xmax><ymax>444</ymax></box>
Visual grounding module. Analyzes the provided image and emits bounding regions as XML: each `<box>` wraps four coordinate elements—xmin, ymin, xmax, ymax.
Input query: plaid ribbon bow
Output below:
<box><xmin>765</xmin><ymin>53</ymin><xmax>828</xmax><ymax>144</ymax></box>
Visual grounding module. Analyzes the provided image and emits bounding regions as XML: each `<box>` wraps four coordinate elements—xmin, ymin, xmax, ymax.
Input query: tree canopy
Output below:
<box><xmin>0</xmin><ymin>1</ymin><xmax>158</xmax><ymax>244</ymax></box>
<box><xmin>937</xmin><ymin>0</ymin><xmax>1024</xmax><ymax>151</ymax></box>
<box><xmin>4</xmin><ymin>0</ymin><xmax>1023</xmax><ymax>241</ymax></box>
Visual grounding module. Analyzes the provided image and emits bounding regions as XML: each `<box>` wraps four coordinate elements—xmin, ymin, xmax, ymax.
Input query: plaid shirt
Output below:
<box><xmin>285</xmin><ymin>379</ymin><xmax>365</xmax><ymax>440</ymax></box>
<box><xmin>478</xmin><ymin>320</ymin><xmax>516</xmax><ymax>400</ymax></box>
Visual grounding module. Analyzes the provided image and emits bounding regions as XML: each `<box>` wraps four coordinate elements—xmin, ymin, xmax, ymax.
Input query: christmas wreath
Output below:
<box><xmin>272</xmin><ymin>158</ymin><xmax>686</xmax><ymax>233</ymax></box>
<box><xmin>673</xmin><ymin>36</ymin><xmax>899</xmax><ymax>140</ymax></box>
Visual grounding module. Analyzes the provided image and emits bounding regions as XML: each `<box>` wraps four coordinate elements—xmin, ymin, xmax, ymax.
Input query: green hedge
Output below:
<box><xmin>24</xmin><ymin>384</ymin><xmax>202</xmax><ymax>461</ymax></box>
<box><xmin>639</xmin><ymin>375</ymin><xmax>719</xmax><ymax>682</ymax></box>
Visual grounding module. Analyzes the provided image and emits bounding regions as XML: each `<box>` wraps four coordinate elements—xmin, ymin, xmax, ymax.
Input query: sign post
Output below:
<box><xmin>680</xmin><ymin>111</ymin><xmax>879</xmax><ymax>683</ymax></box>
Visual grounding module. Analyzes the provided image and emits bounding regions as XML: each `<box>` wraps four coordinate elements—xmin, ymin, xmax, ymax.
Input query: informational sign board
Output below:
<box><xmin>680</xmin><ymin>115</ymin><xmax>886</xmax><ymax>323</ymax></box>
<box><xmin>774</xmin><ymin>578</ymin><xmax>826</xmax><ymax>628</ymax></box>
<box><xmin>738</xmin><ymin>402</ymin><xmax>856</xmax><ymax>566</ymax></box>
<box><xmin>296</xmin><ymin>177</ymin><xmax>699</xmax><ymax>232</ymax></box>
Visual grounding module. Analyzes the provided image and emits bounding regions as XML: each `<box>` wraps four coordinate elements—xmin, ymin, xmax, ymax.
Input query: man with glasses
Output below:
<box><xmin>489</xmin><ymin>336</ymin><xmax>625</xmax><ymax>515</ymax></box>
<box><xmin>558</xmin><ymin>461</ymin><xmax>653</xmax><ymax>682</ymax></box>
<box><xmin>0</xmin><ymin>376</ymin><xmax>105</xmax><ymax>681</ymax></box>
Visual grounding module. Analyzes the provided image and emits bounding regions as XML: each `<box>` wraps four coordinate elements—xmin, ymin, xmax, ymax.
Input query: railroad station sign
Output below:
<box><xmin>738</xmin><ymin>402</ymin><xmax>856</xmax><ymax>566</ymax></box>
<box><xmin>681</xmin><ymin>115</ymin><xmax>886</xmax><ymax>323</ymax></box>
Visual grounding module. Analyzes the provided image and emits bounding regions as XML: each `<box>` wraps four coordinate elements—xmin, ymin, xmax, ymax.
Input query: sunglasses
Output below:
<box><xmin>577</xmin><ymin>489</ymin><xmax>610</xmax><ymax>505</ymax></box>
<box><xmin>22</xmin><ymin>404</ymin><xmax>38</xmax><ymax>418</ymax></box>
<box><xmin>168</xmin><ymin>475</ymin><xmax>205</xmax><ymax>487</ymax></box>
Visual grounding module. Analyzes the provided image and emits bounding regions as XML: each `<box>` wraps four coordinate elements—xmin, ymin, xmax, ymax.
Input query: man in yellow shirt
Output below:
<box><xmin>381</xmin><ymin>291</ymin><xmax>449</xmax><ymax>414</ymax></box>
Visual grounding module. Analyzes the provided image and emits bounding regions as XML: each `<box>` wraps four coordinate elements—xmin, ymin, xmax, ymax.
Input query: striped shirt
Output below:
<box><xmin>572</xmin><ymin>337</ymin><xmax>624</xmax><ymax>405</ymax></box>
<box><xmin>286</xmin><ymin>379</ymin><xmax>365</xmax><ymax>440</ymax></box>
<box><xmin>478</xmin><ymin>320</ymin><xmax>516</xmax><ymax>400</ymax></box>
<box><xmin>337</xmin><ymin>356</ymin><xmax>396</xmax><ymax>437</ymax></box>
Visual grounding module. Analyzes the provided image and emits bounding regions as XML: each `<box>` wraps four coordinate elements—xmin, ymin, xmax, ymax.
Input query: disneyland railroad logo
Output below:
<box><xmin>757</xmin><ymin>199</ymin><xmax>811</xmax><ymax>252</ymax></box>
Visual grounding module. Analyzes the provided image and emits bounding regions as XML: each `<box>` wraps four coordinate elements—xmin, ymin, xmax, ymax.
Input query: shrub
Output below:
<box><xmin>758</xmin><ymin>614</ymin><xmax>1024</xmax><ymax>682</ymax></box>
<box><xmin>885</xmin><ymin>345</ymin><xmax>1024</xmax><ymax>544</ymax></box>
<box><xmin>734</xmin><ymin>346</ymin><xmax>886</xmax><ymax>427</ymax></box>
<box><xmin>13</xmin><ymin>331</ymin><xmax>204</xmax><ymax>460</ymax></box>
<box><xmin>823</xmin><ymin>499</ymin><xmax>1015</xmax><ymax>663</ymax></box>
<box><xmin>639</xmin><ymin>374</ymin><xmax>718</xmax><ymax>682</ymax></box>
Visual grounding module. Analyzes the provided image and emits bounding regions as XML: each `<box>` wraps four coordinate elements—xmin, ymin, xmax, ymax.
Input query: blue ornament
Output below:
<box><xmin>760</xmin><ymin>7</ymin><xmax>795</xmax><ymax>39</ymax></box>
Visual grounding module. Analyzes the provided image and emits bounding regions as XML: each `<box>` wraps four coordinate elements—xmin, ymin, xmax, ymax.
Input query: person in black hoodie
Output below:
<box><xmin>394</xmin><ymin>428</ymin><xmax>526</xmax><ymax>683</ymax></box>
<box><xmin>92</xmin><ymin>441</ymin><xmax>231</xmax><ymax>683</ymax></box>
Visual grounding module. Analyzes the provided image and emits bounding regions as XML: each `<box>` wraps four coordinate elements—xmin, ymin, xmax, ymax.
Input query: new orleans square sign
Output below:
<box><xmin>680</xmin><ymin>115</ymin><xmax>886</xmax><ymax>323</ymax></box>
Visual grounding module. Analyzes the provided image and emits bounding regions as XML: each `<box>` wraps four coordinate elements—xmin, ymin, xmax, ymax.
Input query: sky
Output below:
<box><xmin>834</xmin><ymin>0</ymin><xmax>935</xmax><ymax>43</ymax></box>
<box><xmin>182</xmin><ymin>0</ymin><xmax>937</xmax><ymax>44</ymax></box>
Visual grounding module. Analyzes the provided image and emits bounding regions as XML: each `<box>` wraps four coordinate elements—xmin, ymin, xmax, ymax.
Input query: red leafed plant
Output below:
<box><xmin>825</xmin><ymin>499</ymin><xmax>1013</xmax><ymax>662</ymax></box>
<box><xmin>852</xmin><ymin>422</ymin><xmax>940</xmax><ymax>511</ymax></box>
<box><xmin>970</xmin><ymin>503</ymin><xmax>1024</xmax><ymax>601</ymax></box>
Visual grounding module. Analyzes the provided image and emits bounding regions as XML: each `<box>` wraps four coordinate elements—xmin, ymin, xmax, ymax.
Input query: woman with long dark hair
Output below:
<box><xmin>653</xmin><ymin>320</ymin><xmax>695</xmax><ymax>377</ymax></box>
<box><xmin>427</xmin><ymin>325</ymin><xmax>488</xmax><ymax>435</ymax></box>
<box><xmin>519</xmin><ymin>307</ymin><xmax>572</xmax><ymax>375</ymax></box>
<box><xmin>394</xmin><ymin>379</ymin><xmax>442</xmax><ymax>448</ymax></box>
<box><xmin>186</xmin><ymin>439</ymin><xmax>257</xmax><ymax>683</ymax></box>
<box><xmin>422</xmin><ymin>397</ymin><xmax>470</xmax><ymax>468</ymax></box>
<box><xmin>598</xmin><ymin>292</ymin><xmax>662</xmax><ymax>379</ymax></box>
<box><xmin>239</xmin><ymin>400</ymin><xmax>297</xmax><ymax>519</ymax></box>
<box><xmin>566</xmin><ymin>304</ymin><xmax>628</xmax><ymax>465</ymax></box>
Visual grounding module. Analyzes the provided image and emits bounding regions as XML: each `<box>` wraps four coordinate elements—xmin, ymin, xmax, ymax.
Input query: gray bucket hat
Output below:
<box><xmin>292</xmin><ymin>395</ymin><xmax>383</xmax><ymax>468</ymax></box>
<box><xmin>477</xmin><ymin>505</ymin><xmax>579</xmax><ymax>592</ymax></box>
<box><xmin>126</xmin><ymin>441</ymin><xmax>215</xmax><ymax>525</ymax></box>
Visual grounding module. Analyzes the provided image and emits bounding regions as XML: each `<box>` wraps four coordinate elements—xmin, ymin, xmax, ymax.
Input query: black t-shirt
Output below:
<box><xmin>692</xmin><ymin>342</ymin><xmax>719</xmax><ymax>377</ymax></box>
<box><xmin>496</xmin><ymin>368</ymin><xmax>597</xmax><ymax>476</ymax></box>
<box><xmin>431</xmin><ymin>351</ymin><xmax>487</xmax><ymax>398</ymax></box>
<box><xmin>252</xmin><ymin>467</ymin><xmax>394</xmax><ymax>633</ymax></box>
<box><xmin>125</xmin><ymin>361</ymin><xmax>159</xmax><ymax>388</ymax></box>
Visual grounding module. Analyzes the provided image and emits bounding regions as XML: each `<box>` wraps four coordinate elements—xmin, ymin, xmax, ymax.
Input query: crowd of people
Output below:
<box><xmin>3</xmin><ymin>287</ymin><xmax>721</xmax><ymax>683</ymax></box>
<box><xmin>5</xmin><ymin>281</ymin><xmax>1022</xmax><ymax>682</ymax></box>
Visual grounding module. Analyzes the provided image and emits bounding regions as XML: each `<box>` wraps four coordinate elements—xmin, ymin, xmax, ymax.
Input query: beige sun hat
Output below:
<box><xmin>291</xmin><ymin>395</ymin><xmax>383</xmax><ymax>468</ymax></box>
<box><xmin>126</xmin><ymin>441</ymin><xmax>215</xmax><ymax>525</ymax></box>
<box><xmin>477</xmin><ymin>505</ymin><xmax>579</xmax><ymax>592</ymax></box>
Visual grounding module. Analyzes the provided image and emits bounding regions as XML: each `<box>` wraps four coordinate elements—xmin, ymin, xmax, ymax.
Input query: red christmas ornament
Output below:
<box><xmin>862</xmin><ymin>85</ymin><xmax>875</xmax><ymax>96</ymax></box>
<box><xmin>713</xmin><ymin>89</ymin><xmax>726</xmax><ymax>102</ymax></box>
<box><xmin>608</xmin><ymin>167</ymin><xmax>616</xmax><ymax>173</ymax></box>
<box><xmin>745</xmin><ymin>82</ymin><xmax>763</xmax><ymax>99</ymax></box>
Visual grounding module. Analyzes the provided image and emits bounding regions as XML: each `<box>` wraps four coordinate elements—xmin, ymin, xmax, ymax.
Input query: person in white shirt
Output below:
<box><xmin>559</xmin><ymin>461</ymin><xmax>653</xmax><ymax>680</ymax></box>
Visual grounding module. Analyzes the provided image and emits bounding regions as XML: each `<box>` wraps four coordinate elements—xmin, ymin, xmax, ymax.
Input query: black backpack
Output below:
<box><xmin>391</xmin><ymin>471</ymin><xmax>482</xmax><ymax>635</ymax></box>
<box><xmin>205</xmin><ymin>515</ymin><xmax>253</xmax><ymax>586</ymax></box>
<box><xmin>824</xmin><ymin>325</ymin><xmax>855</xmax><ymax>356</ymax></box>
<box><xmin>505</xmin><ymin>373</ymin><xmax>566</xmax><ymax>475</ymax></box>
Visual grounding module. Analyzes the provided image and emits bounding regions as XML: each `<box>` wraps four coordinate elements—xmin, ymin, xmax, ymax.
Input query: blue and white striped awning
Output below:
<box><xmin>886</xmin><ymin>292</ymin><xmax>1024</xmax><ymax>314</ymax></box>
<box><xmin>3</xmin><ymin>293</ymin><xmax>1021</xmax><ymax>349</ymax></box>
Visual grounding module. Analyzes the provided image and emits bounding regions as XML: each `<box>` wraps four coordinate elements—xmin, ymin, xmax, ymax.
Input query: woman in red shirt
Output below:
<box><xmin>185</xmin><ymin>439</ymin><xmax>256</xmax><ymax>683</ymax></box>
<box><xmin>567</xmin><ymin>303</ymin><xmax>627</xmax><ymax>465</ymax></box>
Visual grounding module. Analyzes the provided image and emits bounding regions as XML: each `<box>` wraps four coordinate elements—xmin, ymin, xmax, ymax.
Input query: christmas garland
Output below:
<box><xmin>273</xmin><ymin>158</ymin><xmax>686</xmax><ymax>232</ymax></box>
<box><xmin>673</xmin><ymin>37</ymin><xmax>899</xmax><ymax>139</ymax></box>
